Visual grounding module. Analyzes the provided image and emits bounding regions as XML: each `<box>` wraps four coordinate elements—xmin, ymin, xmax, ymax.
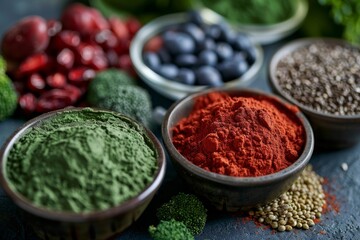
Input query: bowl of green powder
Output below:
<box><xmin>201</xmin><ymin>0</ymin><xmax>308</xmax><ymax>44</ymax></box>
<box><xmin>0</xmin><ymin>108</ymin><xmax>166</xmax><ymax>240</ymax></box>
<box><xmin>162</xmin><ymin>88</ymin><xmax>314</xmax><ymax>211</ymax></box>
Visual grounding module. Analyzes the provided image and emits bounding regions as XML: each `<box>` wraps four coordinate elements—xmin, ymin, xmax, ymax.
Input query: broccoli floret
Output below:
<box><xmin>0</xmin><ymin>56</ymin><xmax>5</xmax><ymax>74</ymax></box>
<box><xmin>92</xmin><ymin>85</ymin><xmax>152</xmax><ymax>126</ymax></box>
<box><xmin>156</xmin><ymin>192</ymin><xmax>207</xmax><ymax>235</ymax></box>
<box><xmin>0</xmin><ymin>74</ymin><xmax>17</xmax><ymax>121</ymax></box>
<box><xmin>149</xmin><ymin>219</ymin><xmax>194</xmax><ymax>240</ymax></box>
<box><xmin>87</xmin><ymin>69</ymin><xmax>136</xmax><ymax>105</ymax></box>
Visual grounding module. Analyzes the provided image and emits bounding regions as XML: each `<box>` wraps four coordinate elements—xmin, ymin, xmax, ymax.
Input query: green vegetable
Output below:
<box><xmin>0</xmin><ymin>56</ymin><xmax>6</xmax><ymax>74</ymax></box>
<box><xmin>319</xmin><ymin>0</ymin><xmax>360</xmax><ymax>44</ymax></box>
<box><xmin>87</xmin><ymin>69</ymin><xmax>152</xmax><ymax>126</ymax></box>
<box><xmin>149</xmin><ymin>220</ymin><xmax>194</xmax><ymax>240</ymax></box>
<box><xmin>156</xmin><ymin>192</ymin><xmax>207</xmax><ymax>235</ymax></box>
<box><xmin>6</xmin><ymin>108</ymin><xmax>157</xmax><ymax>212</ymax></box>
<box><xmin>0</xmin><ymin>73</ymin><xmax>17</xmax><ymax>121</ymax></box>
<box><xmin>201</xmin><ymin>0</ymin><xmax>296</xmax><ymax>25</ymax></box>
<box><xmin>87</xmin><ymin>69</ymin><xmax>136</xmax><ymax>105</ymax></box>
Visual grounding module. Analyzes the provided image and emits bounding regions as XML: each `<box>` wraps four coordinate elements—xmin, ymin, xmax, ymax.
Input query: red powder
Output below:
<box><xmin>172</xmin><ymin>92</ymin><xmax>306</xmax><ymax>177</ymax></box>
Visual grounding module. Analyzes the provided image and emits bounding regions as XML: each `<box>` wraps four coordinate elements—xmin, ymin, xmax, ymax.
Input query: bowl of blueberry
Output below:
<box><xmin>130</xmin><ymin>10</ymin><xmax>263</xmax><ymax>100</ymax></box>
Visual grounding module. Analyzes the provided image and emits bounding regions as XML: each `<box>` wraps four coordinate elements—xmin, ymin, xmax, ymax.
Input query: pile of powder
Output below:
<box><xmin>172</xmin><ymin>92</ymin><xmax>305</xmax><ymax>177</ymax></box>
<box><xmin>6</xmin><ymin>108</ymin><xmax>157</xmax><ymax>213</ymax></box>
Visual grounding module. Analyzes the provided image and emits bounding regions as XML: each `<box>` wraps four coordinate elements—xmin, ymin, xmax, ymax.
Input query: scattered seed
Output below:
<box><xmin>341</xmin><ymin>163</ymin><xmax>348</xmax><ymax>172</ymax></box>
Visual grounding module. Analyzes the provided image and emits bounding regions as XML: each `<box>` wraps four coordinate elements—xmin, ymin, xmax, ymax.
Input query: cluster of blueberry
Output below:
<box><xmin>143</xmin><ymin>11</ymin><xmax>257</xmax><ymax>87</ymax></box>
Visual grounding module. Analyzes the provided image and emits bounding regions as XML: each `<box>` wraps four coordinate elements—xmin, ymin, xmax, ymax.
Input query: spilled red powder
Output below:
<box><xmin>172</xmin><ymin>92</ymin><xmax>306</xmax><ymax>177</ymax></box>
<box><xmin>322</xmin><ymin>178</ymin><xmax>340</xmax><ymax>214</ymax></box>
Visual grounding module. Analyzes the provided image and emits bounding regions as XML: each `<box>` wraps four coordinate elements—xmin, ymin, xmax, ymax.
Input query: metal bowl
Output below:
<box><xmin>130</xmin><ymin>10</ymin><xmax>263</xmax><ymax>100</ymax></box>
<box><xmin>162</xmin><ymin>88</ymin><xmax>314</xmax><ymax>211</ymax></box>
<box><xmin>269</xmin><ymin>38</ymin><xmax>360</xmax><ymax>148</ymax></box>
<box><xmin>0</xmin><ymin>108</ymin><xmax>166</xmax><ymax>240</ymax></box>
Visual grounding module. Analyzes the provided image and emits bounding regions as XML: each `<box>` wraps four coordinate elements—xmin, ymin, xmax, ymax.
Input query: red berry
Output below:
<box><xmin>75</xmin><ymin>43</ymin><xmax>95</xmax><ymax>65</ymax></box>
<box><xmin>52</xmin><ymin>30</ymin><xmax>80</xmax><ymax>51</ymax></box>
<box><xmin>47</xmin><ymin>20</ymin><xmax>62</xmax><ymax>37</ymax></box>
<box><xmin>64</xmin><ymin>84</ymin><xmax>82</xmax><ymax>103</ymax></box>
<box><xmin>115</xmin><ymin>39</ymin><xmax>131</xmax><ymax>55</ymax></box>
<box><xmin>18</xmin><ymin>53</ymin><xmax>48</xmax><ymax>76</ymax></box>
<box><xmin>90</xmin><ymin>55</ymin><xmax>108</xmax><ymax>71</ymax></box>
<box><xmin>27</xmin><ymin>73</ymin><xmax>46</xmax><ymax>92</ymax></box>
<box><xmin>46</xmin><ymin>73</ymin><xmax>66</xmax><ymax>88</ymax></box>
<box><xmin>144</xmin><ymin>36</ymin><xmax>163</xmax><ymax>52</ymax></box>
<box><xmin>19</xmin><ymin>93</ymin><xmax>37</xmax><ymax>113</ymax></box>
<box><xmin>94</xmin><ymin>30</ymin><xmax>118</xmax><ymax>50</ymax></box>
<box><xmin>36</xmin><ymin>89</ymin><xmax>73</xmax><ymax>112</ymax></box>
<box><xmin>109</xmin><ymin>17</ymin><xmax>129</xmax><ymax>41</ymax></box>
<box><xmin>56</xmin><ymin>48</ymin><xmax>74</xmax><ymax>71</ymax></box>
<box><xmin>68</xmin><ymin>68</ymin><xmax>96</xmax><ymax>86</ymax></box>
<box><xmin>125</xmin><ymin>18</ymin><xmax>141</xmax><ymax>38</ymax></box>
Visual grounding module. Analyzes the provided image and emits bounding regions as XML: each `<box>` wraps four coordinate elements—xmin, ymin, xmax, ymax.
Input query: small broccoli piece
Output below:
<box><xmin>156</xmin><ymin>192</ymin><xmax>207</xmax><ymax>235</ymax></box>
<box><xmin>0</xmin><ymin>74</ymin><xmax>17</xmax><ymax>121</ymax></box>
<box><xmin>0</xmin><ymin>56</ymin><xmax>5</xmax><ymax>74</ymax></box>
<box><xmin>93</xmin><ymin>85</ymin><xmax>152</xmax><ymax>126</ymax></box>
<box><xmin>87</xmin><ymin>69</ymin><xmax>136</xmax><ymax>105</ymax></box>
<box><xmin>149</xmin><ymin>220</ymin><xmax>194</xmax><ymax>240</ymax></box>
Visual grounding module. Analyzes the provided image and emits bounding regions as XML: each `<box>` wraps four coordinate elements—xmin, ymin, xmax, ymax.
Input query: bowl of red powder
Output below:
<box><xmin>162</xmin><ymin>88</ymin><xmax>314</xmax><ymax>211</ymax></box>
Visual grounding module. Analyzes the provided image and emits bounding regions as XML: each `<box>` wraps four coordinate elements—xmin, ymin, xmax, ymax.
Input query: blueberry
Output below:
<box><xmin>232</xmin><ymin>33</ymin><xmax>252</xmax><ymax>51</ymax></box>
<box><xmin>233</xmin><ymin>51</ymin><xmax>247</xmax><ymax>62</ymax></box>
<box><xmin>218</xmin><ymin>23</ymin><xmax>235</xmax><ymax>42</ymax></box>
<box><xmin>198</xmin><ymin>50</ymin><xmax>217</xmax><ymax>66</ymax></box>
<box><xmin>216</xmin><ymin>42</ymin><xmax>233</xmax><ymax>61</ymax></box>
<box><xmin>175</xmin><ymin>68</ymin><xmax>195</xmax><ymax>85</ymax></box>
<box><xmin>143</xmin><ymin>52</ymin><xmax>160</xmax><ymax>70</ymax></box>
<box><xmin>245</xmin><ymin>46</ymin><xmax>257</xmax><ymax>65</ymax></box>
<box><xmin>188</xmin><ymin>10</ymin><xmax>204</xmax><ymax>27</ymax></box>
<box><xmin>158</xmin><ymin>48</ymin><xmax>171</xmax><ymax>63</ymax></box>
<box><xmin>205</xmin><ymin>24</ymin><xmax>222</xmax><ymax>41</ymax></box>
<box><xmin>180</xmin><ymin>23</ymin><xmax>205</xmax><ymax>45</ymax></box>
<box><xmin>157</xmin><ymin>64</ymin><xmax>179</xmax><ymax>79</ymax></box>
<box><xmin>196</xmin><ymin>66</ymin><xmax>223</xmax><ymax>86</ymax></box>
<box><xmin>163</xmin><ymin>32</ymin><xmax>195</xmax><ymax>55</ymax></box>
<box><xmin>175</xmin><ymin>54</ymin><xmax>198</xmax><ymax>67</ymax></box>
<box><xmin>199</xmin><ymin>38</ymin><xmax>216</xmax><ymax>50</ymax></box>
<box><xmin>218</xmin><ymin>60</ymin><xmax>249</xmax><ymax>81</ymax></box>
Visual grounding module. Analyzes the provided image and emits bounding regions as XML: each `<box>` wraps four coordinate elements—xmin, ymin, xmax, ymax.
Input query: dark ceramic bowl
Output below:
<box><xmin>130</xmin><ymin>10</ymin><xmax>263</xmax><ymax>100</ymax></box>
<box><xmin>0</xmin><ymin>108</ymin><xmax>166</xmax><ymax>240</ymax></box>
<box><xmin>162</xmin><ymin>88</ymin><xmax>314</xmax><ymax>211</ymax></box>
<box><xmin>269</xmin><ymin>38</ymin><xmax>360</xmax><ymax>148</ymax></box>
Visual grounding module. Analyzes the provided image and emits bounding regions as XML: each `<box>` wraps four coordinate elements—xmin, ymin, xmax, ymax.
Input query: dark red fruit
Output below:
<box><xmin>56</xmin><ymin>48</ymin><xmax>74</xmax><ymax>71</ymax></box>
<box><xmin>46</xmin><ymin>73</ymin><xmax>66</xmax><ymax>88</ymax></box>
<box><xmin>109</xmin><ymin>17</ymin><xmax>129</xmax><ymax>41</ymax></box>
<box><xmin>19</xmin><ymin>93</ymin><xmax>37</xmax><ymax>113</ymax></box>
<box><xmin>36</xmin><ymin>89</ymin><xmax>73</xmax><ymax>112</ymax></box>
<box><xmin>94</xmin><ymin>30</ymin><xmax>118</xmax><ymax>50</ymax></box>
<box><xmin>75</xmin><ymin>43</ymin><xmax>96</xmax><ymax>65</ymax></box>
<box><xmin>106</xmin><ymin>50</ymin><xmax>119</xmax><ymax>67</ymax></box>
<box><xmin>68</xmin><ymin>68</ymin><xmax>96</xmax><ymax>85</ymax></box>
<box><xmin>144</xmin><ymin>36</ymin><xmax>163</xmax><ymax>52</ymax></box>
<box><xmin>47</xmin><ymin>20</ymin><xmax>62</xmax><ymax>37</ymax></box>
<box><xmin>52</xmin><ymin>30</ymin><xmax>80</xmax><ymax>51</ymax></box>
<box><xmin>1</xmin><ymin>16</ymin><xmax>49</xmax><ymax>62</ymax></box>
<box><xmin>64</xmin><ymin>84</ymin><xmax>82</xmax><ymax>102</ymax></box>
<box><xmin>27</xmin><ymin>73</ymin><xmax>46</xmax><ymax>92</ymax></box>
<box><xmin>18</xmin><ymin>53</ymin><xmax>48</xmax><ymax>76</ymax></box>
<box><xmin>115</xmin><ymin>39</ymin><xmax>131</xmax><ymax>55</ymax></box>
<box><xmin>61</xmin><ymin>3</ymin><xmax>108</xmax><ymax>37</ymax></box>
<box><xmin>89</xmin><ymin>55</ymin><xmax>108</xmax><ymax>70</ymax></box>
<box><xmin>118</xmin><ymin>54</ymin><xmax>136</xmax><ymax>77</ymax></box>
<box><xmin>125</xmin><ymin>18</ymin><xmax>141</xmax><ymax>38</ymax></box>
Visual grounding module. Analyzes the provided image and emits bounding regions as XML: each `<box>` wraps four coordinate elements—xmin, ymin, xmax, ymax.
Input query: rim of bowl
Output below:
<box><xmin>130</xmin><ymin>10</ymin><xmax>264</xmax><ymax>100</ymax></box>
<box><xmin>269</xmin><ymin>37</ymin><xmax>360</xmax><ymax>121</ymax></box>
<box><xmin>162</xmin><ymin>87</ymin><xmax>314</xmax><ymax>187</ymax></box>
<box><xmin>202</xmin><ymin>0</ymin><xmax>308</xmax><ymax>45</ymax></box>
<box><xmin>0</xmin><ymin>107</ymin><xmax>166</xmax><ymax>222</ymax></box>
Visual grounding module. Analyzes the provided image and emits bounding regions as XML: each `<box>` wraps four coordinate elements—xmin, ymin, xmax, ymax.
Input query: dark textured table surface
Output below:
<box><xmin>0</xmin><ymin>0</ymin><xmax>359</xmax><ymax>239</ymax></box>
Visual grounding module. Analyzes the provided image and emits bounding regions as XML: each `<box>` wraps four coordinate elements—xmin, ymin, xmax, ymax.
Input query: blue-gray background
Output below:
<box><xmin>0</xmin><ymin>0</ymin><xmax>359</xmax><ymax>239</ymax></box>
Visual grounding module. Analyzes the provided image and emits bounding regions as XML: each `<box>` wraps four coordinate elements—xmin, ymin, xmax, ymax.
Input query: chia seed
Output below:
<box><xmin>275</xmin><ymin>41</ymin><xmax>360</xmax><ymax>116</ymax></box>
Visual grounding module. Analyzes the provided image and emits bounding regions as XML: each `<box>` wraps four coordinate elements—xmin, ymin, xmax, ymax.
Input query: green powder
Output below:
<box><xmin>202</xmin><ymin>0</ymin><xmax>296</xmax><ymax>25</ymax></box>
<box><xmin>6</xmin><ymin>108</ymin><xmax>158</xmax><ymax>213</ymax></box>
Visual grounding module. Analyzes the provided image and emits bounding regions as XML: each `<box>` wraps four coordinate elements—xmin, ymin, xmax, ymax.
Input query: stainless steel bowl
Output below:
<box><xmin>162</xmin><ymin>88</ymin><xmax>314</xmax><ymax>211</ymax></box>
<box><xmin>0</xmin><ymin>108</ymin><xmax>166</xmax><ymax>240</ymax></box>
<box><xmin>269</xmin><ymin>38</ymin><xmax>360</xmax><ymax>148</ymax></box>
<box><xmin>130</xmin><ymin>10</ymin><xmax>263</xmax><ymax>100</ymax></box>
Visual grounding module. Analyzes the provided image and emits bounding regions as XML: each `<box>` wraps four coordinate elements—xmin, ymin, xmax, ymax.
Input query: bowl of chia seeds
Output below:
<box><xmin>269</xmin><ymin>38</ymin><xmax>360</xmax><ymax>148</ymax></box>
<box><xmin>0</xmin><ymin>108</ymin><xmax>166</xmax><ymax>240</ymax></box>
